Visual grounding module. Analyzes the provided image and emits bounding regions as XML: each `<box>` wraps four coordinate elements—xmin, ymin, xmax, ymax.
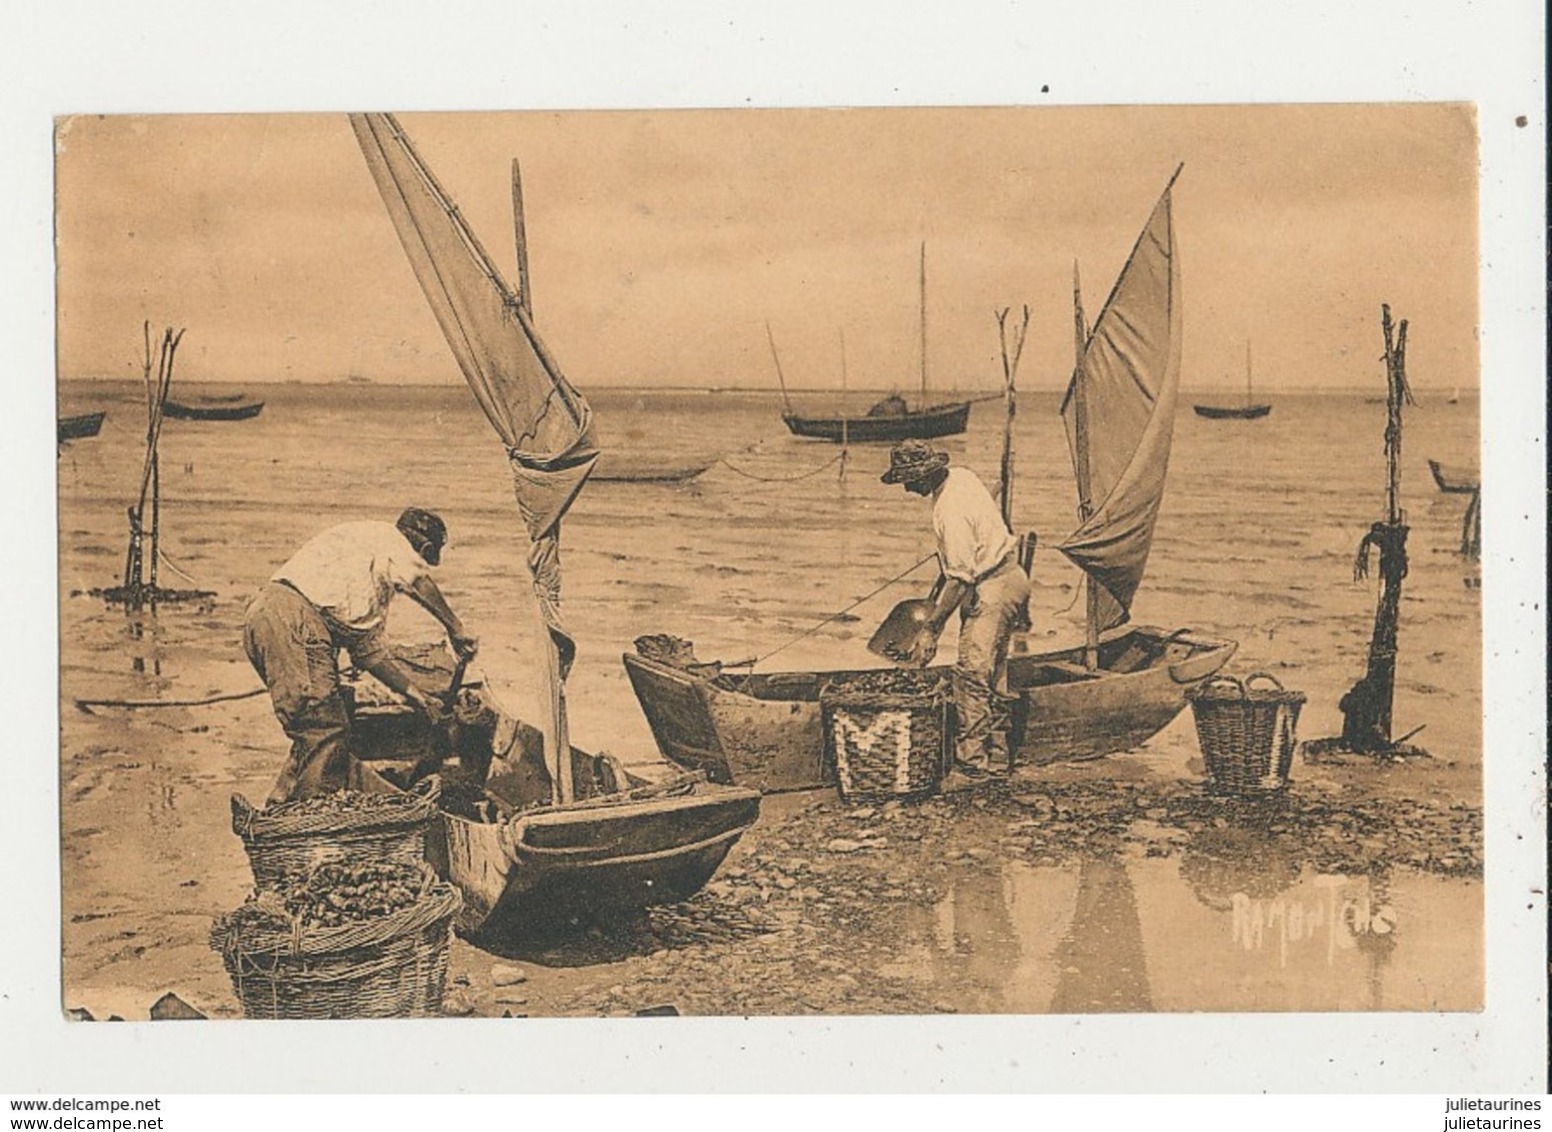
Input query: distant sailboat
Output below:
<box><xmin>1193</xmin><ymin>341</ymin><xmax>1271</xmax><ymax>420</ymax></box>
<box><xmin>777</xmin><ymin>243</ymin><xmax>976</xmax><ymax>442</ymax></box>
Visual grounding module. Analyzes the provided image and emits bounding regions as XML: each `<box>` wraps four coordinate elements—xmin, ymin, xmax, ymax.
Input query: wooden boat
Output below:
<box><xmin>783</xmin><ymin>399</ymin><xmax>972</xmax><ymax>442</ymax></box>
<box><xmin>162</xmin><ymin>399</ymin><xmax>264</xmax><ymax>421</ymax></box>
<box><xmin>1192</xmin><ymin>342</ymin><xmax>1271</xmax><ymax>419</ymax></box>
<box><xmin>1428</xmin><ymin>459</ymin><xmax>1479</xmax><ymax>495</ymax></box>
<box><xmin>773</xmin><ymin>244</ymin><xmax>975</xmax><ymax>443</ymax></box>
<box><xmin>195</xmin><ymin>391</ymin><xmax>250</xmax><ymax>404</ymax></box>
<box><xmin>351</xmin><ymin>113</ymin><xmax>761</xmax><ymax>940</ymax></box>
<box><xmin>625</xmin><ymin>626</ymin><xmax>1236</xmax><ymax>791</ymax></box>
<box><xmin>349</xmin><ymin>657</ymin><xmax>759</xmax><ymax>938</ymax></box>
<box><xmin>57</xmin><ymin>410</ymin><xmax>106</xmax><ymax>443</ymax></box>
<box><xmin>628</xmin><ymin>168</ymin><xmax>1238</xmax><ymax>790</ymax></box>
<box><xmin>591</xmin><ymin>453</ymin><xmax>716</xmax><ymax>484</ymax></box>
<box><xmin>1193</xmin><ymin>403</ymin><xmax>1271</xmax><ymax>420</ymax></box>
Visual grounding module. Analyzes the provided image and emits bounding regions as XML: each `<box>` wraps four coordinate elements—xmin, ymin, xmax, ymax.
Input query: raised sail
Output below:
<box><xmin>1058</xmin><ymin>169</ymin><xmax>1183</xmax><ymax>631</ymax></box>
<box><xmin>351</xmin><ymin>113</ymin><xmax>598</xmax><ymax>800</ymax></box>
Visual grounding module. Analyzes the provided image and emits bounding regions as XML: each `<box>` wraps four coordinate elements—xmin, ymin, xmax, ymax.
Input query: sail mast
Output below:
<box><xmin>1058</xmin><ymin>162</ymin><xmax>1185</xmax><ymax>647</ymax></box>
<box><xmin>919</xmin><ymin>241</ymin><xmax>928</xmax><ymax>407</ymax></box>
<box><xmin>1071</xmin><ymin>261</ymin><xmax>1100</xmax><ymax>670</ymax></box>
<box><xmin>511</xmin><ymin>158</ymin><xmax>532</xmax><ymax>319</ymax></box>
<box><xmin>1245</xmin><ymin>340</ymin><xmax>1252</xmax><ymax>408</ymax></box>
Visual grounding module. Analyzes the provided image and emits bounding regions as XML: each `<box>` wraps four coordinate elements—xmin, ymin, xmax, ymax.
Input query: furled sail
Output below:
<box><xmin>351</xmin><ymin>113</ymin><xmax>598</xmax><ymax>803</ymax></box>
<box><xmin>1058</xmin><ymin>169</ymin><xmax>1183</xmax><ymax>631</ymax></box>
<box><xmin>350</xmin><ymin>113</ymin><xmax>598</xmax><ymax>671</ymax></box>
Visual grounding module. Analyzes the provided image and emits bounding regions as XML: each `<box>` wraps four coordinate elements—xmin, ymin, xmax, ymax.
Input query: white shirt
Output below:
<box><xmin>272</xmin><ymin>520</ymin><xmax>429</xmax><ymax>661</ymax></box>
<box><xmin>931</xmin><ymin>467</ymin><xmax>1017</xmax><ymax>584</ymax></box>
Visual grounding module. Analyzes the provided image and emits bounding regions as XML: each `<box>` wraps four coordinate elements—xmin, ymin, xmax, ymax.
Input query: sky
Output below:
<box><xmin>54</xmin><ymin>103</ymin><xmax>1480</xmax><ymax>394</ymax></box>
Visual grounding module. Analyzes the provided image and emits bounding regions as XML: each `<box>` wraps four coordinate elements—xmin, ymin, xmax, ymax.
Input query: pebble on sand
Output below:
<box><xmin>491</xmin><ymin>964</ymin><xmax>529</xmax><ymax>987</ymax></box>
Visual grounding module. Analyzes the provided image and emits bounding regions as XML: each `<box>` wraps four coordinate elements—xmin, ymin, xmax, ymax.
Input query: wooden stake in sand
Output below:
<box><xmin>1309</xmin><ymin>304</ymin><xmax>1426</xmax><ymax>759</ymax></box>
<box><xmin>98</xmin><ymin>324</ymin><xmax>213</xmax><ymax>610</ymax></box>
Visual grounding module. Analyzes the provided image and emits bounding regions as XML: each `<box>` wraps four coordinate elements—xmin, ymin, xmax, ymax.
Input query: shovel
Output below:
<box><xmin>867</xmin><ymin>576</ymin><xmax>944</xmax><ymax>666</ymax></box>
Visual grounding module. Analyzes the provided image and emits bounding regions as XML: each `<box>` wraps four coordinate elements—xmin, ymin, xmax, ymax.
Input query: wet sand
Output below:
<box><xmin>55</xmin><ymin>383</ymin><xmax>1484</xmax><ymax>1019</ymax></box>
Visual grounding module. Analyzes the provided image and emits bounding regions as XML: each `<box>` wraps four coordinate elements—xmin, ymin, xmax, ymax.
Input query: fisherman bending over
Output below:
<box><xmin>243</xmin><ymin>507</ymin><xmax>479</xmax><ymax>805</ymax></box>
<box><xmin>882</xmin><ymin>440</ymin><xmax>1030</xmax><ymax>780</ymax></box>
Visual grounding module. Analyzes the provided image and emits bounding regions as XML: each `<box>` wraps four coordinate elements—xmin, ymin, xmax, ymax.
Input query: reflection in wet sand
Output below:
<box><xmin>915</xmin><ymin>849</ymin><xmax>1478</xmax><ymax>1014</ymax></box>
<box><xmin>1050</xmin><ymin>858</ymin><xmax>1154</xmax><ymax>1012</ymax></box>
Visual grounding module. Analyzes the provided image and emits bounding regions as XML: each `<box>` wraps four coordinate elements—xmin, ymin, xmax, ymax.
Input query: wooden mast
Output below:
<box><xmin>1071</xmin><ymin>261</ymin><xmax>1100</xmax><ymax>671</ymax></box>
<box><xmin>918</xmin><ymin>241</ymin><xmax>928</xmax><ymax>409</ymax></box>
<box><xmin>1245</xmin><ymin>341</ymin><xmax>1253</xmax><ymax>409</ymax></box>
<box><xmin>511</xmin><ymin>153</ymin><xmax>571</xmax><ymax>805</ymax></box>
<box><xmin>765</xmin><ymin>323</ymin><xmax>794</xmax><ymax>416</ymax></box>
<box><xmin>511</xmin><ymin>159</ymin><xmax>532</xmax><ymax>319</ymax></box>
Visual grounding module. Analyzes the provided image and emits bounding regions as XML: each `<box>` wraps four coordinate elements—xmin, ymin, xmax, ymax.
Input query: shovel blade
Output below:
<box><xmin>867</xmin><ymin>598</ymin><xmax>937</xmax><ymax>664</ymax></box>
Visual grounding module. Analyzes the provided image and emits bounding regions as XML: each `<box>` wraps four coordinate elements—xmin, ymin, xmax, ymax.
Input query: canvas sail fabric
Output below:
<box><xmin>350</xmin><ymin>113</ymin><xmax>598</xmax><ymax>674</ymax></box>
<box><xmin>1058</xmin><ymin>181</ymin><xmax>1182</xmax><ymax>631</ymax></box>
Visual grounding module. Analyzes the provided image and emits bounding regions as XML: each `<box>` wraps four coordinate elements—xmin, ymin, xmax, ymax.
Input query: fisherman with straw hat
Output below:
<box><xmin>242</xmin><ymin>507</ymin><xmax>479</xmax><ymax>805</ymax></box>
<box><xmin>881</xmin><ymin>440</ymin><xmax>1031</xmax><ymax>780</ymax></box>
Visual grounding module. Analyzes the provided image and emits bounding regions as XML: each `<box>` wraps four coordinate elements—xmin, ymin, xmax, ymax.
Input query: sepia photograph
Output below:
<box><xmin>54</xmin><ymin>104</ymin><xmax>1484</xmax><ymax>1021</ymax></box>
<box><xmin>6</xmin><ymin>0</ymin><xmax>1544</xmax><ymax>1100</ymax></box>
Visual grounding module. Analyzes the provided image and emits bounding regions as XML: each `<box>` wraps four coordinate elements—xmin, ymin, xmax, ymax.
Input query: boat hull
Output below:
<box><xmin>783</xmin><ymin>400</ymin><xmax>971</xmax><ymax>442</ymax></box>
<box><xmin>162</xmin><ymin>400</ymin><xmax>265</xmax><ymax>421</ymax></box>
<box><xmin>1191</xmin><ymin>404</ymin><xmax>1271</xmax><ymax>420</ymax></box>
<box><xmin>436</xmin><ymin>785</ymin><xmax>761</xmax><ymax>940</ymax></box>
<box><xmin>57</xmin><ymin>411</ymin><xmax>106</xmax><ymax>442</ymax></box>
<box><xmin>591</xmin><ymin>454</ymin><xmax>715</xmax><ymax>483</ymax></box>
<box><xmin>346</xmin><ymin>656</ymin><xmax>759</xmax><ymax>942</ymax></box>
<box><xmin>1427</xmin><ymin>459</ymin><xmax>1479</xmax><ymax>494</ymax></box>
<box><xmin>623</xmin><ymin>627</ymin><xmax>1238</xmax><ymax>791</ymax></box>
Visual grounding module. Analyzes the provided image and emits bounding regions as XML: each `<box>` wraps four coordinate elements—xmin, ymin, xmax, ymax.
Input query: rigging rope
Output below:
<box><xmin>716</xmin><ymin>453</ymin><xmax>844</xmax><ymax>483</ymax></box>
<box><xmin>751</xmin><ymin>553</ymin><xmax>937</xmax><ymax>666</ymax></box>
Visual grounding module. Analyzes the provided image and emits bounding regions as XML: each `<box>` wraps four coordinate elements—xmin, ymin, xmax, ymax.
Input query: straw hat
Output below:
<box><xmin>880</xmin><ymin>440</ymin><xmax>950</xmax><ymax>485</ymax></box>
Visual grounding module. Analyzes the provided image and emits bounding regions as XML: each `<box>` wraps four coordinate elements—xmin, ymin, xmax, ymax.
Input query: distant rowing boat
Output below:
<box><xmin>1428</xmin><ymin>459</ymin><xmax>1479</xmax><ymax>495</ymax></box>
<box><xmin>161</xmin><ymin>399</ymin><xmax>264</xmax><ymax>421</ymax></box>
<box><xmin>58</xmin><ymin>411</ymin><xmax>106</xmax><ymax>443</ymax></box>
<box><xmin>590</xmin><ymin>454</ymin><xmax>716</xmax><ymax>484</ymax></box>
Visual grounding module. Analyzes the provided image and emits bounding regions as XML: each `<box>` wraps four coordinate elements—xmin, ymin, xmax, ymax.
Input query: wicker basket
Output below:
<box><xmin>231</xmin><ymin>777</ymin><xmax>441</xmax><ymax>892</ymax></box>
<box><xmin>1187</xmin><ymin>672</ymin><xmax>1306</xmax><ymax>794</ymax></box>
<box><xmin>209</xmin><ymin>871</ymin><xmax>461</xmax><ymax>1020</ymax></box>
<box><xmin>820</xmin><ymin>689</ymin><xmax>951</xmax><ymax>804</ymax></box>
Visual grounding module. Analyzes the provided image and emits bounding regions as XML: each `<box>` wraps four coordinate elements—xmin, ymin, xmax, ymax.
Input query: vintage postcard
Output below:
<box><xmin>52</xmin><ymin>103</ymin><xmax>1491</xmax><ymax>1034</ymax></box>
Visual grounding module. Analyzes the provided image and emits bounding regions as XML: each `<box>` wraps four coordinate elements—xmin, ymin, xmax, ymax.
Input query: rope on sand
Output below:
<box><xmin>75</xmin><ymin>687</ymin><xmax>268</xmax><ymax>714</ymax></box>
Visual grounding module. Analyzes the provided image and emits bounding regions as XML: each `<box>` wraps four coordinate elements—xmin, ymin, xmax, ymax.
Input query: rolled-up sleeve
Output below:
<box><xmin>342</xmin><ymin>626</ymin><xmax>391</xmax><ymax>671</ymax></box>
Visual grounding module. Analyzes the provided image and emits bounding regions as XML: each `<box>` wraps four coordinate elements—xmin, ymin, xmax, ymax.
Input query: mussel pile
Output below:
<box><xmin>226</xmin><ymin>861</ymin><xmax>427</xmax><ymax>933</ymax></box>
<box><xmin>262</xmin><ymin>790</ymin><xmax>415</xmax><ymax>818</ymax></box>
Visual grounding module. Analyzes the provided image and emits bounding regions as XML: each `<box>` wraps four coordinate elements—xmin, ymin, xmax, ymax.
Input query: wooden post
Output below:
<box><xmin>838</xmin><ymin>328</ymin><xmax>849</xmax><ymax>481</ymax></box>
<box><xmin>1337</xmin><ymin>304</ymin><xmax>1415</xmax><ymax>752</ymax></box>
<box><xmin>996</xmin><ymin>305</ymin><xmax>1030</xmax><ymax>529</ymax></box>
